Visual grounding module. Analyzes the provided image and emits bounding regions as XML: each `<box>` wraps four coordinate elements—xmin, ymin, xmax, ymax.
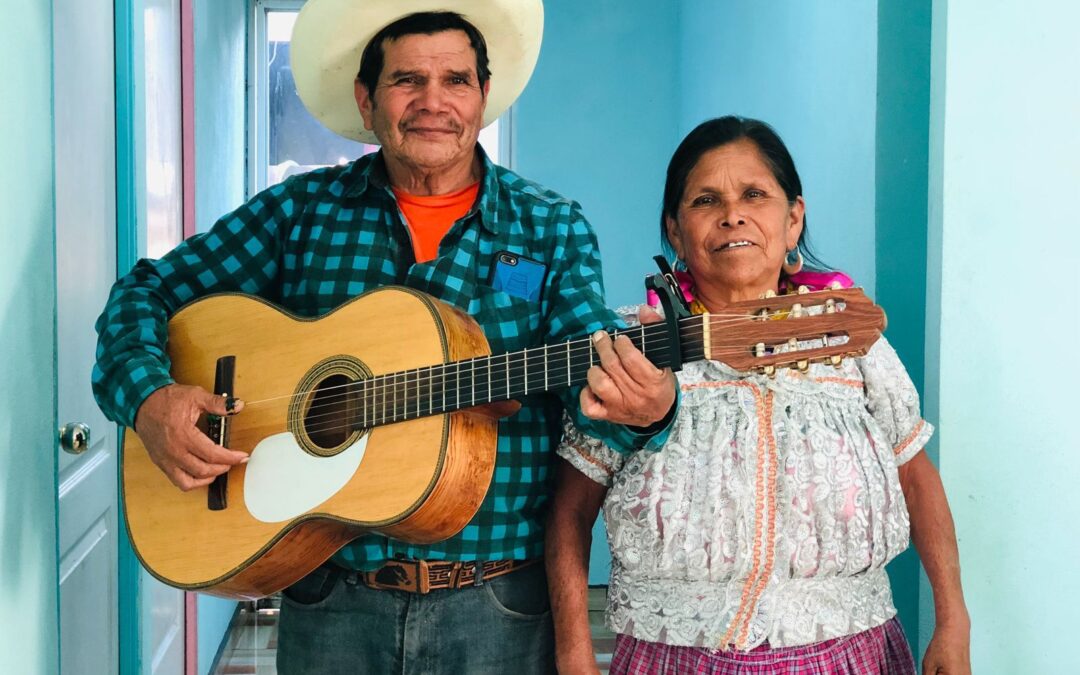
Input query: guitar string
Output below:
<box><xmin>239</xmin><ymin>304</ymin><xmax>850</xmax><ymax>410</ymax></box>
<box><xmin>252</xmin><ymin>326</ymin><xmax>855</xmax><ymax>436</ymax></box>
<box><xmin>260</xmin><ymin>327</ymin><xmax>847</xmax><ymax>430</ymax></box>
<box><xmin>294</xmin><ymin>331</ymin><xmax>853</xmax><ymax>438</ymax></box>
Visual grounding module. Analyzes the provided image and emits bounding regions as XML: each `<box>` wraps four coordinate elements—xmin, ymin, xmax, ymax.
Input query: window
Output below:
<box><xmin>248</xmin><ymin>0</ymin><xmax>508</xmax><ymax>194</ymax></box>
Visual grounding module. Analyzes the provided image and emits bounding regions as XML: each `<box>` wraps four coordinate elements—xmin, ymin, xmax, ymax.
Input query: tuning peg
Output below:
<box><xmin>755</xmin><ymin>342</ymin><xmax>766</xmax><ymax>358</ymax></box>
<box><xmin>827</xmin><ymin>280</ymin><xmax>844</xmax><ymax>290</ymax></box>
<box><xmin>796</xmin><ymin>359</ymin><xmax>810</xmax><ymax>373</ymax></box>
<box><xmin>825</xmin><ymin>298</ymin><xmax>836</xmax><ymax>313</ymax></box>
<box><xmin>762</xmin><ymin>289</ymin><xmax>777</xmax><ymax>299</ymax></box>
<box><xmin>757</xmin><ymin>307</ymin><xmax>769</xmax><ymax>321</ymax></box>
<box><xmin>762</xmin><ymin>364</ymin><xmax>776</xmax><ymax>377</ymax></box>
<box><xmin>797</xmin><ymin>285</ymin><xmax>811</xmax><ymax>295</ymax></box>
<box><xmin>788</xmin><ymin>337</ymin><xmax>798</xmax><ymax>350</ymax></box>
<box><xmin>791</xmin><ymin>302</ymin><xmax>804</xmax><ymax>318</ymax></box>
<box><xmin>829</xmin><ymin>354</ymin><xmax>843</xmax><ymax>368</ymax></box>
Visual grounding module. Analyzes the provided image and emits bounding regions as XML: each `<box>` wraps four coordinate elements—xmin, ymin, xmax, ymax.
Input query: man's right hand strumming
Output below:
<box><xmin>133</xmin><ymin>384</ymin><xmax>248</xmax><ymax>491</ymax></box>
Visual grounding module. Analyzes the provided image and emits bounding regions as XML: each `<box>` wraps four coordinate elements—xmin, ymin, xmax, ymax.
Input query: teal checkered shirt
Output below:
<box><xmin>93</xmin><ymin>150</ymin><xmax>669</xmax><ymax>569</ymax></box>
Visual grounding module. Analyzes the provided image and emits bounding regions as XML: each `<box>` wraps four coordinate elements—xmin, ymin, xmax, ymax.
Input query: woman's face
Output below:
<box><xmin>666</xmin><ymin>139</ymin><xmax>804</xmax><ymax>304</ymax></box>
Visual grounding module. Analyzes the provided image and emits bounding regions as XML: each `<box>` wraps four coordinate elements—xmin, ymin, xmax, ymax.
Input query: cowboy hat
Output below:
<box><xmin>291</xmin><ymin>0</ymin><xmax>544</xmax><ymax>144</ymax></box>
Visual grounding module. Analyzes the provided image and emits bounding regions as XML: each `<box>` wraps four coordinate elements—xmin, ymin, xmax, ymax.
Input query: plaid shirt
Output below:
<box><xmin>93</xmin><ymin>150</ymin><xmax>669</xmax><ymax>569</ymax></box>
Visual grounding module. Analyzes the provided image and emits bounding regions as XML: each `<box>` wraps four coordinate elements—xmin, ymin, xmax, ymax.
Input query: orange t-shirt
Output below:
<box><xmin>392</xmin><ymin>182</ymin><xmax>480</xmax><ymax>263</ymax></box>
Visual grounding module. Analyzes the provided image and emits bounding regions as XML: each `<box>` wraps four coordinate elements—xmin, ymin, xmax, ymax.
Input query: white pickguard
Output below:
<box><xmin>244</xmin><ymin>432</ymin><xmax>368</xmax><ymax>523</ymax></box>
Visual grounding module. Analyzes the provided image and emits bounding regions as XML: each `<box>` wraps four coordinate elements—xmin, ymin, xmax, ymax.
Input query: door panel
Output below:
<box><xmin>54</xmin><ymin>0</ymin><xmax>118</xmax><ymax>672</ymax></box>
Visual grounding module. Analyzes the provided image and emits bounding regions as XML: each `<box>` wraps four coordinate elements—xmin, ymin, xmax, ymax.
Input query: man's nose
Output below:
<box><xmin>415</xmin><ymin>81</ymin><xmax>450</xmax><ymax>112</ymax></box>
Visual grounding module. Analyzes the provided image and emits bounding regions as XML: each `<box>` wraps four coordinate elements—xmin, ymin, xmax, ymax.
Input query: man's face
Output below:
<box><xmin>355</xmin><ymin>30</ymin><xmax>489</xmax><ymax>172</ymax></box>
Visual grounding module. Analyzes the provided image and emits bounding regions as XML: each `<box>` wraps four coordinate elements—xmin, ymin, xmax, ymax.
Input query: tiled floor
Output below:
<box><xmin>212</xmin><ymin>588</ymin><xmax>614</xmax><ymax>674</ymax></box>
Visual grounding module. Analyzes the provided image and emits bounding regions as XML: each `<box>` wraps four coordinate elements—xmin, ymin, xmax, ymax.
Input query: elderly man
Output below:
<box><xmin>93</xmin><ymin>1</ymin><xmax>675</xmax><ymax>673</ymax></box>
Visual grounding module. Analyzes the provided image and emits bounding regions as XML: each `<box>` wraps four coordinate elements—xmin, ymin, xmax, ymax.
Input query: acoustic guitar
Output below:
<box><xmin>122</xmin><ymin>284</ymin><xmax>885</xmax><ymax>599</ymax></box>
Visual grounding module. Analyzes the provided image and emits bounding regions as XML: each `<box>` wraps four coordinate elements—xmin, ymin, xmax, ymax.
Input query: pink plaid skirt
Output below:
<box><xmin>609</xmin><ymin>618</ymin><xmax>916</xmax><ymax>675</ymax></box>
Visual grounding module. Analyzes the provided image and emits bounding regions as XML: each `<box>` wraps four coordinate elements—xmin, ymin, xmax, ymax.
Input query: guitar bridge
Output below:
<box><xmin>207</xmin><ymin>355</ymin><xmax>236</xmax><ymax>511</ymax></box>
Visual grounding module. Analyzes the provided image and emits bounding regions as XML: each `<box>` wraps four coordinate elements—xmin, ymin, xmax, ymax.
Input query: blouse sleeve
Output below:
<box><xmin>556</xmin><ymin>412</ymin><xmax>626</xmax><ymax>487</ymax></box>
<box><xmin>855</xmin><ymin>336</ymin><xmax>934</xmax><ymax>466</ymax></box>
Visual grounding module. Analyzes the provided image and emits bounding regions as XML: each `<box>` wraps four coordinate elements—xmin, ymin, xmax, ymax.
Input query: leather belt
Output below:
<box><xmin>359</xmin><ymin>558</ymin><xmax>541</xmax><ymax>594</ymax></box>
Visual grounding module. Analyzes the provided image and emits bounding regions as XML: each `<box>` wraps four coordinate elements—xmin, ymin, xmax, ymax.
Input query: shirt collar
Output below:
<box><xmin>342</xmin><ymin>146</ymin><xmax>501</xmax><ymax>235</ymax></box>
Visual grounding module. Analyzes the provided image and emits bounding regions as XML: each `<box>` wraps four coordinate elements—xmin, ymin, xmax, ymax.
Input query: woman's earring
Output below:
<box><xmin>782</xmin><ymin>249</ymin><xmax>803</xmax><ymax>275</ymax></box>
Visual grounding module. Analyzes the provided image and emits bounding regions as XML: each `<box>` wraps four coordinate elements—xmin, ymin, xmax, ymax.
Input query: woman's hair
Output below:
<box><xmin>660</xmin><ymin>115</ymin><xmax>828</xmax><ymax>273</ymax></box>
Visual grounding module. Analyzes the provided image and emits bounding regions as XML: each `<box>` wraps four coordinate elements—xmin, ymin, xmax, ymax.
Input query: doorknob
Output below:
<box><xmin>59</xmin><ymin>422</ymin><xmax>91</xmax><ymax>454</ymax></box>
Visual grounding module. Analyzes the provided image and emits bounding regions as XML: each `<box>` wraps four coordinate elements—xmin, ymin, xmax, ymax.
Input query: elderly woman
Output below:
<box><xmin>548</xmin><ymin>117</ymin><xmax>970</xmax><ymax>674</ymax></box>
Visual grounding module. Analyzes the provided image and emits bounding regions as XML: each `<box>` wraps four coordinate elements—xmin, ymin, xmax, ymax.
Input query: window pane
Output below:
<box><xmin>267</xmin><ymin>10</ymin><xmax>375</xmax><ymax>186</ymax></box>
<box><xmin>265</xmin><ymin>10</ymin><xmax>502</xmax><ymax>188</ymax></box>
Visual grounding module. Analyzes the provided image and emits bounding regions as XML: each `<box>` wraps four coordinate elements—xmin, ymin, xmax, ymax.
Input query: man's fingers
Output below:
<box><xmin>201</xmin><ymin>390</ymin><xmax>245</xmax><ymax>417</ymax></box>
<box><xmin>611</xmin><ymin>334</ymin><xmax>664</xmax><ymax>382</ymax></box>
<box><xmin>169</xmin><ymin>466</ymin><xmax>218</xmax><ymax>492</ymax></box>
<box><xmin>637</xmin><ymin>305</ymin><xmax>664</xmax><ymax>324</ymax></box>
<box><xmin>579</xmin><ymin>386</ymin><xmax>607</xmax><ymax>420</ymax></box>
<box><xmin>189</xmin><ymin>432</ymin><xmax>249</xmax><ymax>466</ymax></box>
<box><xmin>585</xmin><ymin>365</ymin><xmax>620</xmax><ymax>404</ymax></box>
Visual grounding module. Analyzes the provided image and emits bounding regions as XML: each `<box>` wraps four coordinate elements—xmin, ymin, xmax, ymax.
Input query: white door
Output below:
<box><xmin>54</xmin><ymin>0</ymin><xmax>119</xmax><ymax>672</ymax></box>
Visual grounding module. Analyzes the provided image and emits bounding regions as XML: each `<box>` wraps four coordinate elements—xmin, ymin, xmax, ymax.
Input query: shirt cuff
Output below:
<box><xmin>624</xmin><ymin>387</ymin><xmax>680</xmax><ymax>451</ymax></box>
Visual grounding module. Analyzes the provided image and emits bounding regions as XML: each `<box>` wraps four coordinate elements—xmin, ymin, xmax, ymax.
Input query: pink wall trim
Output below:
<box><xmin>181</xmin><ymin>0</ymin><xmax>196</xmax><ymax>240</ymax></box>
<box><xmin>181</xmin><ymin>0</ymin><xmax>198</xmax><ymax>670</ymax></box>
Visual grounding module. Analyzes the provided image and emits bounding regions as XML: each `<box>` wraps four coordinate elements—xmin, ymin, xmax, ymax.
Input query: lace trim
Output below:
<box><xmin>894</xmin><ymin>419</ymin><xmax>926</xmax><ymax>457</ymax></box>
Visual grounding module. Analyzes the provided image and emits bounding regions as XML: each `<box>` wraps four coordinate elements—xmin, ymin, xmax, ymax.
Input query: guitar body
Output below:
<box><xmin>122</xmin><ymin>287</ymin><xmax>503</xmax><ymax>599</ymax></box>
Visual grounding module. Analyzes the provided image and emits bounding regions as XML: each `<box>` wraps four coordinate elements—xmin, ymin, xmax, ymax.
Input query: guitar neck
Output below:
<box><xmin>347</xmin><ymin>316</ymin><xmax>707</xmax><ymax>429</ymax></box>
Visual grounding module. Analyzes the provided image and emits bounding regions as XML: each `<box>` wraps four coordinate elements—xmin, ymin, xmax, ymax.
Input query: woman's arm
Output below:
<box><xmin>546</xmin><ymin>457</ymin><xmax>609</xmax><ymax>675</ymax></box>
<box><xmin>898</xmin><ymin>449</ymin><xmax>971</xmax><ymax>675</ymax></box>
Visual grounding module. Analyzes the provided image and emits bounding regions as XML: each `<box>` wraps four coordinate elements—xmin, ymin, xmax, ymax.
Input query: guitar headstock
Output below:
<box><xmin>704</xmin><ymin>287</ymin><xmax>886</xmax><ymax>374</ymax></box>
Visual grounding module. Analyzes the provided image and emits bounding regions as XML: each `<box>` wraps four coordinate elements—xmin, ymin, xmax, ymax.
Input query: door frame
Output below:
<box><xmin>114</xmin><ymin>0</ymin><xmax>141</xmax><ymax>672</ymax></box>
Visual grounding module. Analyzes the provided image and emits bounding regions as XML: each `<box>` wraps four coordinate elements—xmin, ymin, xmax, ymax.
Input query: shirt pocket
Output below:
<box><xmin>466</xmin><ymin>284</ymin><xmax>543</xmax><ymax>353</ymax></box>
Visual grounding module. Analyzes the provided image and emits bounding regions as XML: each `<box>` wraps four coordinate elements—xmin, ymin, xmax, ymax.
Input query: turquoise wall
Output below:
<box><xmin>514</xmin><ymin>0</ymin><xmax>681</xmax><ymax>584</ymax></box>
<box><xmin>193</xmin><ymin>1</ymin><xmax>247</xmax><ymax>670</ymax></box>
<box><xmin>926</xmin><ymin>1</ymin><xmax>1080</xmax><ymax>671</ymax></box>
<box><xmin>514</xmin><ymin>0</ymin><xmax>681</xmax><ymax>309</ymax></box>
<box><xmin>679</xmin><ymin>1</ymin><xmax>879</xmax><ymax>292</ymax></box>
<box><xmin>875</xmin><ymin>0</ymin><xmax>933</xmax><ymax>652</ymax></box>
<box><xmin>0</xmin><ymin>0</ymin><xmax>59</xmax><ymax>672</ymax></box>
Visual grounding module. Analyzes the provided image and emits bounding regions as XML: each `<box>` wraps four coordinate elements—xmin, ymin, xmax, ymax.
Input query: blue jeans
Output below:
<box><xmin>277</xmin><ymin>561</ymin><xmax>555</xmax><ymax>674</ymax></box>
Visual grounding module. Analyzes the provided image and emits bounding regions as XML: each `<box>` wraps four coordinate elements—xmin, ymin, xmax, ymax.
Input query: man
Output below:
<box><xmin>93</xmin><ymin>1</ymin><xmax>675</xmax><ymax>672</ymax></box>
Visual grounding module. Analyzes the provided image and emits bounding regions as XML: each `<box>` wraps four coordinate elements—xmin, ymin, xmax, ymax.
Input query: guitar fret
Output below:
<box><xmin>471</xmin><ymin>360</ymin><xmax>476</xmax><ymax>407</ymax></box>
<box><xmin>505</xmin><ymin>352</ymin><xmax>510</xmax><ymax>398</ymax></box>
<box><xmin>566</xmin><ymin>341</ymin><xmax>571</xmax><ymax>388</ymax></box>
<box><xmin>524</xmin><ymin>347</ymin><xmax>529</xmax><ymax>393</ymax></box>
<box><xmin>543</xmin><ymin>347</ymin><xmax>548</xmax><ymax>390</ymax></box>
<box><xmin>487</xmin><ymin>356</ymin><xmax>492</xmax><ymax>404</ymax></box>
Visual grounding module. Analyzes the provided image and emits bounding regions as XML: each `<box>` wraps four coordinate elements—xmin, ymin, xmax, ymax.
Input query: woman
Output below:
<box><xmin>547</xmin><ymin>117</ymin><xmax>970</xmax><ymax>674</ymax></box>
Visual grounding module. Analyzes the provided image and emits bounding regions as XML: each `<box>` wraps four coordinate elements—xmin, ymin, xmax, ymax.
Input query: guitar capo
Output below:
<box><xmin>644</xmin><ymin>255</ymin><xmax>692</xmax><ymax>372</ymax></box>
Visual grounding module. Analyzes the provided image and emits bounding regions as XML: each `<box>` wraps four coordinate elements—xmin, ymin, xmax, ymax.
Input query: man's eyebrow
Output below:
<box><xmin>385</xmin><ymin>69</ymin><xmax>423</xmax><ymax>80</ymax></box>
<box><xmin>445</xmin><ymin>69</ymin><xmax>475</xmax><ymax>80</ymax></box>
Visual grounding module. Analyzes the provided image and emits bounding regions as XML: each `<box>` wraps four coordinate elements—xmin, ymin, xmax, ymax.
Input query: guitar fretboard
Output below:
<box><xmin>342</xmin><ymin>316</ymin><xmax>707</xmax><ymax>429</ymax></box>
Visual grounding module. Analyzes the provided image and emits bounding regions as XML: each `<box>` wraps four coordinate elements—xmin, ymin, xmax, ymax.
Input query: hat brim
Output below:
<box><xmin>291</xmin><ymin>0</ymin><xmax>544</xmax><ymax>144</ymax></box>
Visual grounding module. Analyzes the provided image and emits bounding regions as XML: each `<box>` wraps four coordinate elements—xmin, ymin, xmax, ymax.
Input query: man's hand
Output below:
<box><xmin>580</xmin><ymin>305</ymin><xmax>677</xmax><ymax>427</ymax></box>
<box><xmin>133</xmin><ymin>384</ymin><xmax>248</xmax><ymax>491</ymax></box>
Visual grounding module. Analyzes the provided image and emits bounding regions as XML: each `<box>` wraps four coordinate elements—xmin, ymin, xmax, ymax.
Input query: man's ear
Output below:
<box><xmin>354</xmin><ymin>79</ymin><xmax>375</xmax><ymax>131</ymax></box>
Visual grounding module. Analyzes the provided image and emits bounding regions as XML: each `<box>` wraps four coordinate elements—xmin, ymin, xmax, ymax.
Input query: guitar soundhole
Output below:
<box><xmin>290</xmin><ymin>355</ymin><xmax>371</xmax><ymax>458</ymax></box>
<box><xmin>305</xmin><ymin>374</ymin><xmax>355</xmax><ymax>451</ymax></box>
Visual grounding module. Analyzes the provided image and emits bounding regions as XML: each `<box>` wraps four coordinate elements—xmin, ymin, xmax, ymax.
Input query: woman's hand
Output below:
<box><xmin>921</xmin><ymin>619</ymin><xmax>971</xmax><ymax>674</ymax></box>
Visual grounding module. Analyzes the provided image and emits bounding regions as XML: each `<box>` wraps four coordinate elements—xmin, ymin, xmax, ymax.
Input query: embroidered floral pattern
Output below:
<box><xmin>557</xmin><ymin>309</ymin><xmax>931</xmax><ymax>650</ymax></box>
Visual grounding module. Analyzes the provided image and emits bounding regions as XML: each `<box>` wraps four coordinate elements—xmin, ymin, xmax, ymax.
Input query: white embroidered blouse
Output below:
<box><xmin>557</xmin><ymin>309</ymin><xmax>931</xmax><ymax>651</ymax></box>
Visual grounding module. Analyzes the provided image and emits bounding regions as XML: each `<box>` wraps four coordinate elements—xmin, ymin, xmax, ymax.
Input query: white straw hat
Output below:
<box><xmin>291</xmin><ymin>0</ymin><xmax>544</xmax><ymax>144</ymax></box>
